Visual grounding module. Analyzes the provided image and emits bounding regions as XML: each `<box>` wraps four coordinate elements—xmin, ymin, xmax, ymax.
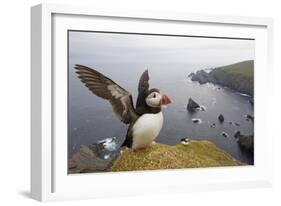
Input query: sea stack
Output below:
<box><xmin>187</xmin><ymin>98</ymin><xmax>200</xmax><ymax>112</ymax></box>
<box><xmin>218</xmin><ymin>114</ymin><xmax>224</xmax><ymax>123</ymax></box>
<box><xmin>238</xmin><ymin>135</ymin><xmax>254</xmax><ymax>153</ymax></box>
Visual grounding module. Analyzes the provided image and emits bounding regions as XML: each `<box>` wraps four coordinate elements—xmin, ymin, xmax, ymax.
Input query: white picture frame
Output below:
<box><xmin>31</xmin><ymin>3</ymin><xmax>274</xmax><ymax>202</ymax></box>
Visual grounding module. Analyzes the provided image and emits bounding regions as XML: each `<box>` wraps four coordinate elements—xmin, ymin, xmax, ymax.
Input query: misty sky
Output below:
<box><xmin>69</xmin><ymin>31</ymin><xmax>255</xmax><ymax>68</ymax></box>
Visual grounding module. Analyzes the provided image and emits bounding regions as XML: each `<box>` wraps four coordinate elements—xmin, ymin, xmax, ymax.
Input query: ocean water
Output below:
<box><xmin>68</xmin><ymin>62</ymin><xmax>254</xmax><ymax>164</ymax></box>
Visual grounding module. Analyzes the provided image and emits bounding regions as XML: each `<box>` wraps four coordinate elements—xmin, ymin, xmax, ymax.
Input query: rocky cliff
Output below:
<box><xmin>69</xmin><ymin>140</ymin><xmax>243</xmax><ymax>173</ymax></box>
<box><xmin>190</xmin><ymin>60</ymin><xmax>254</xmax><ymax>96</ymax></box>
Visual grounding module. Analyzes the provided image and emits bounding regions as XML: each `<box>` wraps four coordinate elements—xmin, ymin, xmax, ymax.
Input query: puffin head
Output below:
<box><xmin>145</xmin><ymin>88</ymin><xmax>172</xmax><ymax>108</ymax></box>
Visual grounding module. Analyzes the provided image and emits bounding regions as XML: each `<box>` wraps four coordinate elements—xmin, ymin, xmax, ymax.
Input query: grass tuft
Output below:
<box><xmin>109</xmin><ymin>140</ymin><xmax>242</xmax><ymax>172</ymax></box>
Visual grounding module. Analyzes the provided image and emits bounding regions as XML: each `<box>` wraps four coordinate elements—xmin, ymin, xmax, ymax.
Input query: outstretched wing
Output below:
<box><xmin>75</xmin><ymin>64</ymin><xmax>138</xmax><ymax>124</ymax></box>
<box><xmin>136</xmin><ymin>70</ymin><xmax>150</xmax><ymax>109</ymax></box>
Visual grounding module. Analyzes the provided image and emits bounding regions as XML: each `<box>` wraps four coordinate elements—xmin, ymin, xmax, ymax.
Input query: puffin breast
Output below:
<box><xmin>131</xmin><ymin>112</ymin><xmax>163</xmax><ymax>149</ymax></box>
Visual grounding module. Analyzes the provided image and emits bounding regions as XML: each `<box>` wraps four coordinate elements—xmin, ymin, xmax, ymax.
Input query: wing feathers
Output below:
<box><xmin>74</xmin><ymin>64</ymin><xmax>138</xmax><ymax>124</ymax></box>
<box><xmin>138</xmin><ymin>69</ymin><xmax>149</xmax><ymax>94</ymax></box>
<box><xmin>136</xmin><ymin>69</ymin><xmax>150</xmax><ymax>110</ymax></box>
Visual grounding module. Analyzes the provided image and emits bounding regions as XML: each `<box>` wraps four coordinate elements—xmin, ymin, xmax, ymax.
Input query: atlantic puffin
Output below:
<box><xmin>74</xmin><ymin>64</ymin><xmax>172</xmax><ymax>150</ymax></box>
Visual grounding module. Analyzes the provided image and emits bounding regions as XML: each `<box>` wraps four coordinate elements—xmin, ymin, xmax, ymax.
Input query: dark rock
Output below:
<box><xmin>218</xmin><ymin>114</ymin><xmax>224</xmax><ymax>123</ymax></box>
<box><xmin>234</xmin><ymin>122</ymin><xmax>240</xmax><ymax>126</ymax></box>
<box><xmin>228</xmin><ymin>121</ymin><xmax>240</xmax><ymax>127</ymax></box>
<box><xmin>187</xmin><ymin>98</ymin><xmax>200</xmax><ymax>112</ymax></box>
<box><xmin>192</xmin><ymin>118</ymin><xmax>201</xmax><ymax>124</ymax></box>
<box><xmin>200</xmin><ymin>106</ymin><xmax>206</xmax><ymax>111</ymax></box>
<box><xmin>191</xmin><ymin>70</ymin><xmax>209</xmax><ymax>84</ymax></box>
<box><xmin>221</xmin><ymin>132</ymin><xmax>229</xmax><ymax>138</ymax></box>
<box><xmin>238</xmin><ymin>135</ymin><xmax>254</xmax><ymax>153</ymax></box>
<box><xmin>234</xmin><ymin>131</ymin><xmax>241</xmax><ymax>138</ymax></box>
<box><xmin>68</xmin><ymin>144</ymin><xmax>119</xmax><ymax>174</ymax></box>
<box><xmin>210</xmin><ymin>123</ymin><xmax>216</xmax><ymax>128</ymax></box>
<box><xmin>249</xmin><ymin>99</ymin><xmax>254</xmax><ymax>106</ymax></box>
<box><xmin>246</xmin><ymin>114</ymin><xmax>254</xmax><ymax>122</ymax></box>
<box><xmin>188</xmin><ymin>72</ymin><xmax>195</xmax><ymax>78</ymax></box>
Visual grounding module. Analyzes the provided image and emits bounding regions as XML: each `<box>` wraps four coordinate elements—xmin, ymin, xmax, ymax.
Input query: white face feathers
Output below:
<box><xmin>145</xmin><ymin>92</ymin><xmax>162</xmax><ymax>107</ymax></box>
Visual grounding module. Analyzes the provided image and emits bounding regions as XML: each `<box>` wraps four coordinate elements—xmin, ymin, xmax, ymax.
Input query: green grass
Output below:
<box><xmin>209</xmin><ymin>60</ymin><xmax>254</xmax><ymax>95</ymax></box>
<box><xmin>218</xmin><ymin>60</ymin><xmax>254</xmax><ymax>78</ymax></box>
<box><xmin>109</xmin><ymin>140</ymin><xmax>241</xmax><ymax>172</ymax></box>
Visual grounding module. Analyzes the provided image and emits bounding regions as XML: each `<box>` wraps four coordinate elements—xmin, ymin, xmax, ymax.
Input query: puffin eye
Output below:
<box><xmin>153</xmin><ymin>93</ymin><xmax>156</xmax><ymax>98</ymax></box>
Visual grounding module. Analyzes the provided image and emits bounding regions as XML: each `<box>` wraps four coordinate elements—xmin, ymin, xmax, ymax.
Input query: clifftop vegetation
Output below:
<box><xmin>190</xmin><ymin>60</ymin><xmax>254</xmax><ymax>96</ymax></box>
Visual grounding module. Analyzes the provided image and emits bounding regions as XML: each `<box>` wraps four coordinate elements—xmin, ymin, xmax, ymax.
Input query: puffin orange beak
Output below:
<box><xmin>160</xmin><ymin>94</ymin><xmax>172</xmax><ymax>105</ymax></box>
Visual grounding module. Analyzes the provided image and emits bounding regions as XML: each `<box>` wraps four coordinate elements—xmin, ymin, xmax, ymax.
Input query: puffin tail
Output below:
<box><xmin>121</xmin><ymin>128</ymin><xmax>133</xmax><ymax>148</ymax></box>
<box><xmin>121</xmin><ymin>137</ymin><xmax>130</xmax><ymax>148</ymax></box>
<box><xmin>120</xmin><ymin>124</ymin><xmax>133</xmax><ymax>148</ymax></box>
